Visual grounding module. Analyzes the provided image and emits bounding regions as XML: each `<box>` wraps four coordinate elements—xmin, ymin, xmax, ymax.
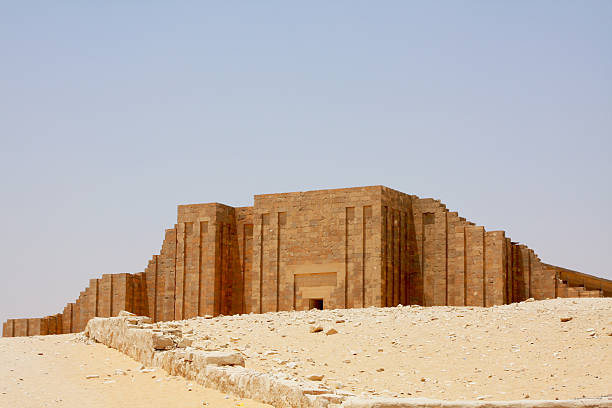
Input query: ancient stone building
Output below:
<box><xmin>3</xmin><ymin>186</ymin><xmax>611</xmax><ymax>337</ymax></box>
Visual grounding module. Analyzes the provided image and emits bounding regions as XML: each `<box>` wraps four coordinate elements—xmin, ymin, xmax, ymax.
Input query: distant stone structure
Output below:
<box><xmin>3</xmin><ymin>186</ymin><xmax>611</xmax><ymax>337</ymax></box>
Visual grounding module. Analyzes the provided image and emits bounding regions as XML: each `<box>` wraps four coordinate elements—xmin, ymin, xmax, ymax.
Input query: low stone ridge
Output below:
<box><xmin>83</xmin><ymin>298</ymin><xmax>612</xmax><ymax>408</ymax></box>
<box><xmin>84</xmin><ymin>313</ymin><xmax>337</xmax><ymax>407</ymax></box>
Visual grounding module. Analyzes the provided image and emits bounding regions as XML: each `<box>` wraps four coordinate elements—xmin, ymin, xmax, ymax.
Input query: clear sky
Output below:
<box><xmin>1</xmin><ymin>2</ymin><xmax>610</xmax><ymax>325</ymax></box>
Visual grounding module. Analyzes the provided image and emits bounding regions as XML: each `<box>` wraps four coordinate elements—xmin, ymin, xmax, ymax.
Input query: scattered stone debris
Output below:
<box><xmin>80</xmin><ymin>299</ymin><xmax>611</xmax><ymax>407</ymax></box>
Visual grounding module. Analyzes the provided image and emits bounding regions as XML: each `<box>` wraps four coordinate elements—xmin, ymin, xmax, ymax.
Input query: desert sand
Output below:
<box><xmin>156</xmin><ymin>298</ymin><xmax>611</xmax><ymax>401</ymax></box>
<box><xmin>1</xmin><ymin>298</ymin><xmax>610</xmax><ymax>406</ymax></box>
<box><xmin>0</xmin><ymin>333</ymin><xmax>271</xmax><ymax>408</ymax></box>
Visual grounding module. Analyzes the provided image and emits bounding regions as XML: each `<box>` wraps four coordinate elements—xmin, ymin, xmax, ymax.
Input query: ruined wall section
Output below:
<box><xmin>546</xmin><ymin>264</ymin><xmax>609</xmax><ymax>298</ymax></box>
<box><xmin>2</xmin><ymin>201</ymin><xmax>253</xmax><ymax>337</ymax></box>
<box><xmin>380</xmin><ymin>186</ymin><xmax>556</xmax><ymax>308</ymax></box>
<box><xmin>2</xmin><ymin>270</ymin><xmax>145</xmax><ymax>337</ymax></box>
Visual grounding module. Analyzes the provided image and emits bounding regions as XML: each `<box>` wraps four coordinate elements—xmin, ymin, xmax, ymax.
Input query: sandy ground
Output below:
<box><xmin>0</xmin><ymin>334</ymin><xmax>271</xmax><ymax>408</ymax></box>
<box><xmin>162</xmin><ymin>298</ymin><xmax>612</xmax><ymax>401</ymax></box>
<box><xmin>1</xmin><ymin>299</ymin><xmax>610</xmax><ymax>406</ymax></box>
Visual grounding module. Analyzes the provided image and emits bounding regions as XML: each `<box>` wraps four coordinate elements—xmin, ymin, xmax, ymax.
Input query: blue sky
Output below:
<box><xmin>1</xmin><ymin>1</ymin><xmax>610</xmax><ymax>324</ymax></box>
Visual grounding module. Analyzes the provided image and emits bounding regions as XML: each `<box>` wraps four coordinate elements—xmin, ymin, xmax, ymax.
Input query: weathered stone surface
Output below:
<box><xmin>151</xmin><ymin>333</ymin><xmax>174</xmax><ymax>350</ymax></box>
<box><xmin>4</xmin><ymin>186</ymin><xmax>611</xmax><ymax>337</ymax></box>
<box><xmin>84</xmin><ymin>314</ymin><xmax>334</xmax><ymax>407</ymax></box>
<box><xmin>191</xmin><ymin>350</ymin><xmax>244</xmax><ymax>366</ymax></box>
<box><xmin>81</xmin><ymin>308</ymin><xmax>612</xmax><ymax>408</ymax></box>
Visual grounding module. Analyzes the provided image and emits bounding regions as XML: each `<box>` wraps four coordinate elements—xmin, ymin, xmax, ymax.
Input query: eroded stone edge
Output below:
<box><xmin>84</xmin><ymin>314</ymin><xmax>612</xmax><ymax>408</ymax></box>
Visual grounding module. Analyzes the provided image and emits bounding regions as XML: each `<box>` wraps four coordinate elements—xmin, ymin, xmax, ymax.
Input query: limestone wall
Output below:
<box><xmin>379</xmin><ymin>186</ymin><xmax>569</xmax><ymax>308</ymax></box>
<box><xmin>3</xmin><ymin>185</ymin><xmax>610</xmax><ymax>338</ymax></box>
<box><xmin>251</xmin><ymin>186</ymin><xmax>381</xmax><ymax>312</ymax></box>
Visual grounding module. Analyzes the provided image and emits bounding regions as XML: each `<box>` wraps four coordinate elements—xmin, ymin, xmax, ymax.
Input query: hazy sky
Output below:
<box><xmin>1</xmin><ymin>2</ymin><xmax>610</xmax><ymax>325</ymax></box>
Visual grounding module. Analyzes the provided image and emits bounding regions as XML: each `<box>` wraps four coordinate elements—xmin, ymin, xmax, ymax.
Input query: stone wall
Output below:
<box><xmin>251</xmin><ymin>186</ymin><xmax>381</xmax><ymax>312</ymax></box>
<box><xmin>84</xmin><ymin>313</ymin><xmax>338</xmax><ymax>408</ymax></box>
<box><xmin>3</xmin><ymin>185</ymin><xmax>610</xmax><ymax>337</ymax></box>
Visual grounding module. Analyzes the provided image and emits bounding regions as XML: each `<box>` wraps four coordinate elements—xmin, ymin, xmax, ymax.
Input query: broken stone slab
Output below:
<box><xmin>184</xmin><ymin>350</ymin><xmax>245</xmax><ymax>366</ymax></box>
<box><xmin>163</xmin><ymin>328</ymin><xmax>183</xmax><ymax>337</ymax></box>
<box><xmin>177</xmin><ymin>337</ymin><xmax>194</xmax><ymax>348</ymax></box>
<box><xmin>318</xmin><ymin>393</ymin><xmax>344</xmax><ymax>404</ymax></box>
<box><xmin>152</xmin><ymin>333</ymin><xmax>175</xmax><ymax>350</ymax></box>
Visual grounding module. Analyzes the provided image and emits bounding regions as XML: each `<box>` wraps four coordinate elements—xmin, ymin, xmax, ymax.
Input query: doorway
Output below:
<box><xmin>309</xmin><ymin>299</ymin><xmax>323</xmax><ymax>310</ymax></box>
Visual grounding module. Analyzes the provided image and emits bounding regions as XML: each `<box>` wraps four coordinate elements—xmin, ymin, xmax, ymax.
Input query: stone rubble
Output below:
<box><xmin>83</xmin><ymin>299</ymin><xmax>612</xmax><ymax>408</ymax></box>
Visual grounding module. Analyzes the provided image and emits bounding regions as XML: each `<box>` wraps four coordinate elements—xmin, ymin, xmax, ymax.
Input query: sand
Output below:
<box><xmin>2</xmin><ymin>298</ymin><xmax>610</xmax><ymax>406</ymax></box>
<box><xmin>162</xmin><ymin>298</ymin><xmax>611</xmax><ymax>401</ymax></box>
<box><xmin>0</xmin><ymin>334</ymin><xmax>271</xmax><ymax>408</ymax></box>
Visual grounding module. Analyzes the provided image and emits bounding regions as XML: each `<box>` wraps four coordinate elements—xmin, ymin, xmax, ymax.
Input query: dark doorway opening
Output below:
<box><xmin>309</xmin><ymin>299</ymin><xmax>323</xmax><ymax>310</ymax></box>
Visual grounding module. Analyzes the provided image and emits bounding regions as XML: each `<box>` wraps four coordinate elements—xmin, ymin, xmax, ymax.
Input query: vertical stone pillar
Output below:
<box><xmin>505</xmin><ymin>238</ymin><xmax>513</xmax><ymax>303</ymax></box>
<box><xmin>445</xmin><ymin>212</ymin><xmax>461</xmax><ymax>305</ymax></box>
<box><xmin>45</xmin><ymin>316</ymin><xmax>56</xmax><ymax>335</ymax></box>
<box><xmin>251</xmin><ymin>214</ymin><xmax>263</xmax><ymax>314</ymax></box>
<box><xmin>160</xmin><ymin>228</ymin><xmax>177</xmax><ymax>322</ymax></box>
<box><xmin>55</xmin><ymin>314</ymin><xmax>63</xmax><ymax>334</ymax></box>
<box><xmin>14</xmin><ymin>319</ymin><xmax>28</xmax><ymax>337</ymax></box>
<box><xmin>199</xmin><ymin>220</ymin><xmax>214</xmax><ymax>316</ymax></box>
<box><xmin>145</xmin><ymin>257</ymin><xmax>158</xmax><ymax>321</ymax></box>
<box><xmin>184</xmin><ymin>221</ymin><xmax>199</xmax><ymax>319</ymax></box>
<box><xmin>362</xmin><ymin>205</ymin><xmax>377</xmax><ymax>307</ymax></box>
<box><xmin>98</xmin><ymin>274</ymin><xmax>112</xmax><ymax>317</ymax></box>
<box><xmin>260</xmin><ymin>213</ymin><xmax>277</xmax><ymax>313</ymax></box>
<box><xmin>62</xmin><ymin>304</ymin><xmax>73</xmax><ymax>334</ymax></box>
<box><xmin>71</xmin><ymin>300</ymin><xmax>79</xmax><ymax>332</ymax></box>
<box><xmin>2</xmin><ymin>320</ymin><xmax>13</xmax><ymax>337</ymax></box>
<box><xmin>484</xmin><ymin>231</ymin><xmax>505</xmax><ymax>306</ymax></box>
<box><xmin>111</xmin><ymin>273</ymin><xmax>128</xmax><ymax>315</ymax></box>
<box><xmin>448</xmin><ymin>224</ymin><xmax>466</xmax><ymax>306</ymax></box>
<box><xmin>465</xmin><ymin>226</ymin><xmax>485</xmax><ymax>306</ymax></box>
<box><xmin>88</xmin><ymin>279</ymin><xmax>98</xmax><ymax>320</ymax></box>
<box><xmin>174</xmin><ymin>222</ymin><xmax>186</xmax><ymax>320</ymax></box>
<box><xmin>241</xmin><ymin>223</ymin><xmax>254</xmax><ymax>314</ymax></box>
<box><xmin>518</xmin><ymin>246</ymin><xmax>531</xmax><ymax>300</ymax></box>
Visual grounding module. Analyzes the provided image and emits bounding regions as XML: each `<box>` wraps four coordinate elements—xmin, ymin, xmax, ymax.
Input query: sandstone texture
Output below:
<box><xmin>78</xmin><ymin>298</ymin><xmax>611</xmax><ymax>407</ymax></box>
<box><xmin>4</xmin><ymin>186</ymin><xmax>611</xmax><ymax>338</ymax></box>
